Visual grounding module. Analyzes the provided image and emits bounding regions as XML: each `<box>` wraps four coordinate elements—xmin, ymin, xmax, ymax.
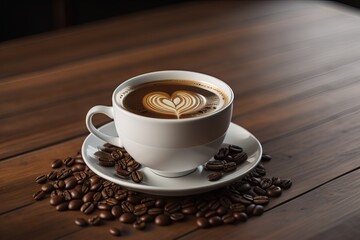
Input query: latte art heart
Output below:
<box><xmin>143</xmin><ymin>91</ymin><xmax>206</xmax><ymax>118</ymax></box>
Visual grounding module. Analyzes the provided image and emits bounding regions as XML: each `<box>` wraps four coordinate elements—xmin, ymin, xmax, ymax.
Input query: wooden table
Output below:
<box><xmin>1</xmin><ymin>1</ymin><xmax>359</xmax><ymax>239</ymax></box>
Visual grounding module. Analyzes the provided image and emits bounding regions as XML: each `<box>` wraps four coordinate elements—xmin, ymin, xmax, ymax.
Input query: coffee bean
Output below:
<box><xmin>119</xmin><ymin>213</ymin><xmax>136</xmax><ymax>224</ymax></box>
<box><xmin>94</xmin><ymin>151</ymin><xmax>112</xmax><ymax>160</ymax></box>
<box><xmin>120</xmin><ymin>201</ymin><xmax>134</xmax><ymax>213</ymax></box>
<box><xmin>74</xmin><ymin>218</ymin><xmax>87</xmax><ymax>227</ymax></box>
<box><xmin>280</xmin><ymin>179</ymin><xmax>292</xmax><ymax>189</ymax></box>
<box><xmin>65</xmin><ymin>177</ymin><xmax>77</xmax><ymax>189</ymax></box>
<box><xmin>216</xmin><ymin>206</ymin><xmax>228</xmax><ymax>216</ymax></box>
<box><xmin>98</xmin><ymin>158</ymin><xmax>115</xmax><ymax>167</ymax></box>
<box><xmin>182</xmin><ymin>206</ymin><xmax>197</xmax><ymax>215</ymax></box>
<box><xmin>148</xmin><ymin>207</ymin><xmax>163</xmax><ymax>216</ymax></box>
<box><xmin>205</xmin><ymin>160</ymin><xmax>224</xmax><ymax>171</ymax></box>
<box><xmin>170</xmin><ymin>213</ymin><xmax>185</xmax><ymax>221</ymax></box>
<box><xmin>71</xmin><ymin>164</ymin><xmax>86</xmax><ymax>172</ymax></box>
<box><xmin>155</xmin><ymin>199</ymin><xmax>166</xmax><ymax>208</ymax></box>
<box><xmin>69</xmin><ymin>189</ymin><xmax>82</xmax><ymax>199</ymax></box>
<box><xmin>89</xmin><ymin>175</ymin><xmax>101</xmax><ymax>184</ymax></box>
<box><xmin>254</xmin><ymin>186</ymin><xmax>267</xmax><ymax>195</ymax></box>
<box><xmin>237</xmin><ymin>183</ymin><xmax>251</xmax><ymax>192</ymax></box>
<box><xmin>141</xmin><ymin>198</ymin><xmax>156</xmax><ymax>207</ymax></box>
<box><xmin>99</xmin><ymin>211</ymin><xmax>114</xmax><ymax>220</ymax></box>
<box><xmin>249</xmin><ymin>177</ymin><xmax>261</xmax><ymax>186</ymax></box>
<box><xmin>35</xmin><ymin>175</ymin><xmax>47</xmax><ymax>184</ymax></box>
<box><xmin>56</xmin><ymin>202</ymin><xmax>68</xmax><ymax>211</ymax></box>
<box><xmin>88</xmin><ymin>216</ymin><xmax>101</xmax><ymax>226</ymax></box>
<box><xmin>260</xmin><ymin>178</ymin><xmax>273</xmax><ymax>189</ymax></box>
<box><xmin>253</xmin><ymin>195</ymin><xmax>269</xmax><ymax>205</ymax></box>
<box><xmin>81</xmin><ymin>184</ymin><xmax>90</xmax><ymax>194</ymax></box>
<box><xmin>50</xmin><ymin>189</ymin><xmax>63</xmax><ymax>197</ymax></box>
<box><xmin>73</xmin><ymin>171</ymin><xmax>87</xmax><ymax>184</ymax></box>
<box><xmin>242</xmin><ymin>194</ymin><xmax>254</xmax><ymax>202</ymax></box>
<box><xmin>53</xmin><ymin>180</ymin><xmax>65</xmax><ymax>189</ymax></box>
<box><xmin>131</xmin><ymin>171</ymin><xmax>143</xmax><ymax>183</ymax></box>
<box><xmin>247</xmin><ymin>188</ymin><xmax>258</xmax><ymax>197</ymax></box>
<box><xmin>230</xmin><ymin>203</ymin><xmax>246</xmax><ymax>212</ymax></box>
<box><xmin>133</xmin><ymin>220</ymin><xmax>146</xmax><ymax>230</ymax></box>
<box><xmin>214</xmin><ymin>147</ymin><xmax>229</xmax><ymax>160</ymax></box>
<box><xmin>261</xmin><ymin>154</ymin><xmax>272</xmax><ymax>162</ymax></box>
<box><xmin>63</xmin><ymin>190</ymin><xmax>72</xmax><ymax>201</ymax></box>
<box><xmin>255</xmin><ymin>167</ymin><xmax>266</xmax><ymax>176</ymax></box>
<box><xmin>272</xmin><ymin>177</ymin><xmax>282</xmax><ymax>186</ymax></box>
<box><xmin>207</xmin><ymin>172</ymin><xmax>223</xmax><ymax>181</ymax></box>
<box><xmin>228</xmin><ymin>145</ymin><xmax>243</xmax><ymax>154</ymax></box>
<box><xmin>75</xmin><ymin>158</ymin><xmax>85</xmax><ymax>165</ymax></box>
<box><xmin>196</xmin><ymin>217</ymin><xmax>210</xmax><ymax>228</ymax></box>
<box><xmin>127</xmin><ymin>195</ymin><xmax>142</xmax><ymax>205</ymax></box>
<box><xmin>33</xmin><ymin>190</ymin><xmax>46</xmax><ymax>200</ymax></box>
<box><xmin>232</xmin><ymin>152</ymin><xmax>248</xmax><ymax>165</ymax></box>
<box><xmin>106</xmin><ymin>198</ymin><xmax>118</xmax><ymax>206</ymax></box>
<box><xmin>51</xmin><ymin>159</ymin><xmax>63</xmax><ymax>168</ymax></box>
<box><xmin>47</xmin><ymin>171</ymin><xmax>58</xmax><ymax>180</ymax></box>
<box><xmin>208</xmin><ymin>216</ymin><xmax>222</xmax><ymax>226</ymax></box>
<box><xmin>233</xmin><ymin>212</ymin><xmax>248</xmax><ymax>222</ymax></box>
<box><xmin>90</xmin><ymin>182</ymin><xmax>102</xmax><ymax>192</ymax></box>
<box><xmin>68</xmin><ymin>200</ymin><xmax>83</xmax><ymax>210</ymax></box>
<box><xmin>96</xmin><ymin>203</ymin><xmax>111</xmax><ymax>211</ymax></box>
<box><xmin>222</xmin><ymin>213</ymin><xmax>235</xmax><ymax>224</ymax></box>
<box><xmin>93</xmin><ymin>192</ymin><xmax>102</xmax><ymax>202</ymax></box>
<box><xmin>57</xmin><ymin>169</ymin><xmax>72</xmax><ymax>180</ymax></box>
<box><xmin>219</xmin><ymin>196</ymin><xmax>232</xmax><ymax>208</ymax></box>
<box><xmin>64</xmin><ymin>157</ymin><xmax>75</xmax><ymax>167</ymax></box>
<box><xmin>165</xmin><ymin>202</ymin><xmax>181</xmax><ymax>214</ymax></box>
<box><xmin>116</xmin><ymin>169</ymin><xmax>131</xmax><ymax>178</ymax></box>
<box><xmin>101</xmin><ymin>187</ymin><xmax>114</xmax><ymax>199</ymax></box>
<box><xmin>111</xmin><ymin>205</ymin><xmax>122</xmax><ymax>218</ymax></box>
<box><xmin>41</xmin><ymin>183</ymin><xmax>54</xmax><ymax>193</ymax></box>
<box><xmin>267</xmin><ymin>185</ymin><xmax>282</xmax><ymax>197</ymax></box>
<box><xmin>132</xmin><ymin>204</ymin><xmax>146</xmax><ymax>216</ymax></box>
<box><xmin>127</xmin><ymin>163</ymin><xmax>141</xmax><ymax>173</ymax></box>
<box><xmin>223</xmin><ymin>162</ymin><xmax>237</xmax><ymax>172</ymax></box>
<box><xmin>196</xmin><ymin>211</ymin><xmax>206</xmax><ymax>217</ymax></box>
<box><xmin>155</xmin><ymin>214</ymin><xmax>172</xmax><ymax>226</ymax></box>
<box><xmin>109</xmin><ymin>227</ymin><xmax>121</xmax><ymax>236</ymax></box>
<box><xmin>140</xmin><ymin>214</ymin><xmax>154</xmax><ymax>223</ymax></box>
<box><xmin>204</xmin><ymin>210</ymin><xmax>217</xmax><ymax>218</ymax></box>
<box><xmin>82</xmin><ymin>192</ymin><xmax>94</xmax><ymax>203</ymax></box>
<box><xmin>81</xmin><ymin>202</ymin><xmax>95</xmax><ymax>214</ymax></box>
<box><xmin>114</xmin><ymin>190</ymin><xmax>127</xmax><ymax>201</ymax></box>
<box><xmin>253</xmin><ymin>205</ymin><xmax>264</xmax><ymax>216</ymax></box>
<box><xmin>246</xmin><ymin>204</ymin><xmax>256</xmax><ymax>215</ymax></box>
<box><xmin>50</xmin><ymin>195</ymin><xmax>64</xmax><ymax>206</ymax></box>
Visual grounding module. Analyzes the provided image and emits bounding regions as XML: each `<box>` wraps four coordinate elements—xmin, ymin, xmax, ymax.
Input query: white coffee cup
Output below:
<box><xmin>86</xmin><ymin>70</ymin><xmax>234</xmax><ymax>177</ymax></box>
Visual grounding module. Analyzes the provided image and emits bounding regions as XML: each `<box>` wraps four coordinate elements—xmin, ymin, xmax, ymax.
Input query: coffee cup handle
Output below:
<box><xmin>86</xmin><ymin>105</ymin><xmax>123</xmax><ymax>147</ymax></box>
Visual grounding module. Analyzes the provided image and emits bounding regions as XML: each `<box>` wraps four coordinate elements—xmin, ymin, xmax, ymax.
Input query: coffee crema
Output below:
<box><xmin>117</xmin><ymin>80</ymin><xmax>228</xmax><ymax>119</ymax></box>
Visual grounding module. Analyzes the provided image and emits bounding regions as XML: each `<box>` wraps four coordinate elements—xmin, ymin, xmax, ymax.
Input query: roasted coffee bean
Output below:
<box><xmin>242</xmin><ymin>194</ymin><xmax>254</xmax><ymax>202</ymax></box>
<box><xmin>148</xmin><ymin>208</ymin><xmax>163</xmax><ymax>216</ymax></box>
<box><xmin>233</xmin><ymin>212</ymin><xmax>248</xmax><ymax>222</ymax></box>
<box><xmin>207</xmin><ymin>172</ymin><xmax>223</xmax><ymax>181</ymax></box>
<box><xmin>182</xmin><ymin>206</ymin><xmax>197</xmax><ymax>215</ymax></box>
<box><xmin>249</xmin><ymin>177</ymin><xmax>261</xmax><ymax>186</ymax></box>
<box><xmin>126</xmin><ymin>158</ymin><xmax>137</xmax><ymax>167</ymax></box>
<box><xmin>253</xmin><ymin>196</ymin><xmax>269</xmax><ymax>205</ymax></box>
<box><xmin>33</xmin><ymin>190</ymin><xmax>46</xmax><ymax>200</ymax></box>
<box><xmin>208</xmin><ymin>216</ymin><xmax>222</xmax><ymax>226</ymax></box>
<box><xmin>109</xmin><ymin>227</ymin><xmax>121</xmax><ymax>236</ymax></box>
<box><xmin>170</xmin><ymin>213</ymin><xmax>185</xmax><ymax>221</ymax></box>
<box><xmin>73</xmin><ymin>171</ymin><xmax>87</xmax><ymax>184</ymax></box>
<box><xmin>165</xmin><ymin>202</ymin><xmax>181</xmax><ymax>214</ymax></box>
<box><xmin>74</xmin><ymin>218</ymin><xmax>87</xmax><ymax>227</ymax></box>
<box><xmin>141</xmin><ymin>198</ymin><xmax>156</xmax><ymax>207</ymax></box>
<box><xmin>223</xmin><ymin>162</ymin><xmax>237</xmax><ymax>172</ymax></box>
<box><xmin>35</xmin><ymin>175</ymin><xmax>47</xmax><ymax>184</ymax></box>
<box><xmin>228</xmin><ymin>145</ymin><xmax>243</xmax><ymax>154</ymax></box>
<box><xmin>50</xmin><ymin>189</ymin><xmax>63</xmax><ymax>197</ymax></box>
<box><xmin>237</xmin><ymin>183</ymin><xmax>251</xmax><ymax>192</ymax></box>
<box><xmin>197</xmin><ymin>217</ymin><xmax>210</xmax><ymax>228</ymax></box>
<box><xmin>155</xmin><ymin>199</ymin><xmax>166</xmax><ymax>208</ymax></box>
<box><xmin>205</xmin><ymin>160</ymin><xmax>224</xmax><ymax>171</ymax></box>
<box><xmin>252</xmin><ymin>205</ymin><xmax>264</xmax><ymax>216</ymax></box>
<box><xmin>260</xmin><ymin>178</ymin><xmax>273</xmax><ymax>189</ymax></box>
<box><xmin>75</xmin><ymin>158</ymin><xmax>85</xmax><ymax>165</ymax></box>
<box><xmin>116</xmin><ymin>169</ymin><xmax>131</xmax><ymax>178</ymax></box>
<box><xmin>216</xmin><ymin>206</ymin><xmax>228</xmax><ymax>216</ymax></box>
<box><xmin>208</xmin><ymin>200</ymin><xmax>220</xmax><ymax>210</ymax></box>
<box><xmin>219</xmin><ymin>196</ymin><xmax>232</xmax><ymax>207</ymax></box>
<box><xmin>98</xmin><ymin>158</ymin><xmax>115</xmax><ymax>167</ymax></box>
<box><xmin>41</xmin><ymin>183</ymin><xmax>54</xmax><ymax>193</ymax></box>
<box><xmin>53</xmin><ymin>180</ymin><xmax>65</xmax><ymax>189</ymax></box>
<box><xmin>97</xmin><ymin>203</ymin><xmax>112</xmax><ymax>211</ymax></box>
<box><xmin>127</xmin><ymin>163</ymin><xmax>141</xmax><ymax>173</ymax></box>
<box><xmin>81</xmin><ymin>184</ymin><xmax>90</xmax><ymax>194</ymax></box>
<box><xmin>119</xmin><ymin>213</ymin><xmax>136</xmax><ymax>224</ymax></box>
<box><xmin>254</xmin><ymin>186</ymin><xmax>267</xmax><ymax>195</ymax></box>
<box><xmin>69</xmin><ymin>189</ymin><xmax>82</xmax><ymax>199</ymax></box>
<box><xmin>140</xmin><ymin>214</ymin><xmax>154</xmax><ymax>223</ymax></box>
<box><xmin>89</xmin><ymin>175</ymin><xmax>101</xmax><ymax>184</ymax></box>
<box><xmin>272</xmin><ymin>177</ymin><xmax>282</xmax><ymax>186</ymax></box>
<box><xmin>133</xmin><ymin>204</ymin><xmax>147</xmax><ymax>216</ymax></box>
<box><xmin>267</xmin><ymin>185</ymin><xmax>282</xmax><ymax>197</ymax></box>
<box><xmin>64</xmin><ymin>157</ymin><xmax>75</xmax><ymax>167</ymax></box>
<box><xmin>117</xmin><ymin>160</ymin><xmax>127</xmax><ymax>170</ymax></box>
<box><xmin>131</xmin><ymin>171</ymin><xmax>143</xmax><ymax>183</ymax></box>
<box><xmin>255</xmin><ymin>167</ymin><xmax>266</xmax><ymax>176</ymax></box>
<box><xmin>47</xmin><ymin>171</ymin><xmax>58</xmax><ymax>180</ymax></box>
<box><xmin>214</xmin><ymin>147</ymin><xmax>229</xmax><ymax>160</ymax></box>
<box><xmin>93</xmin><ymin>192</ymin><xmax>102</xmax><ymax>202</ymax></box>
<box><xmin>50</xmin><ymin>195</ymin><xmax>64</xmax><ymax>206</ymax></box>
<box><xmin>155</xmin><ymin>214</ymin><xmax>172</xmax><ymax>226</ymax></box>
<box><xmin>106</xmin><ymin>198</ymin><xmax>118</xmax><ymax>206</ymax></box>
<box><xmin>127</xmin><ymin>195</ymin><xmax>141</xmax><ymax>205</ymax></box>
<box><xmin>63</xmin><ymin>190</ymin><xmax>72</xmax><ymax>201</ymax></box>
<box><xmin>229</xmin><ymin>193</ymin><xmax>242</xmax><ymax>203</ymax></box>
<box><xmin>99</xmin><ymin>211</ymin><xmax>114</xmax><ymax>220</ymax></box>
<box><xmin>133</xmin><ymin>220</ymin><xmax>146</xmax><ymax>230</ymax></box>
<box><xmin>111</xmin><ymin>150</ymin><xmax>122</xmax><ymax>160</ymax></box>
<box><xmin>71</xmin><ymin>164</ymin><xmax>86</xmax><ymax>172</ymax></box>
<box><xmin>56</xmin><ymin>202</ymin><xmax>68</xmax><ymax>211</ymax></box>
<box><xmin>121</xmin><ymin>201</ymin><xmax>134</xmax><ymax>213</ymax></box>
<box><xmin>82</xmin><ymin>192</ymin><xmax>94</xmax><ymax>203</ymax></box>
<box><xmin>246</xmin><ymin>204</ymin><xmax>256</xmax><ymax>215</ymax></box>
<box><xmin>196</xmin><ymin>211</ymin><xmax>206</xmax><ymax>218</ymax></box>
<box><xmin>115</xmin><ymin>190</ymin><xmax>127</xmax><ymax>201</ymax></box>
<box><xmin>57</xmin><ymin>169</ymin><xmax>72</xmax><ymax>180</ymax></box>
<box><xmin>65</xmin><ymin>177</ymin><xmax>77</xmax><ymax>189</ymax></box>
<box><xmin>247</xmin><ymin>188</ymin><xmax>258</xmax><ymax>197</ymax></box>
<box><xmin>101</xmin><ymin>187</ymin><xmax>114</xmax><ymax>199</ymax></box>
<box><xmin>88</xmin><ymin>216</ymin><xmax>101</xmax><ymax>226</ymax></box>
<box><xmin>204</xmin><ymin>210</ymin><xmax>217</xmax><ymax>218</ymax></box>
<box><xmin>52</xmin><ymin>159</ymin><xmax>63</xmax><ymax>168</ymax></box>
<box><xmin>222</xmin><ymin>213</ymin><xmax>235</xmax><ymax>224</ymax></box>
<box><xmin>232</xmin><ymin>152</ymin><xmax>248</xmax><ymax>165</ymax></box>
<box><xmin>111</xmin><ymin>205</ymin><xmax>122</xmax><ymax>218</ymax></box>
<box><xmin>90</xmin><ymin>182</ymin><xmax>103</xmax><ymax>192</ymax></box>
<box><xmin>238</xmin><ymin>196</ymin><xmax>252</xmax><ymax>205</ymax></box>
<box><xmin>94</xmin><ymin>151</ymin><xmax>112</xmax><ymax>160</ymax></box>
<box><xmin>230</xmin><ymin>203</ymin><xmax>246</xmax><ymax>212</ymax></box>
<box><xmin>68</xmin><ymin>199</ymin><xmax>83</xmax><ymax>210</ymax></box>
<box><xmin>280</xmin><ymin>179</ymin><xmax>292</xmax><ymax>189</ymax></box>
<box><xmin>81</xmin><ymin>202</ymin><xmax>95</xmax><ymax>214</ymax></box>
<box><xmin>261</xmin><ymin>154</ymin><xmax>272</xmax><ymax>162</ymax></box>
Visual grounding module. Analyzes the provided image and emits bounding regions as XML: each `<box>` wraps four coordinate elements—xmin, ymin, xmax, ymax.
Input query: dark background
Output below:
<box><xmin>1</xmin><ymin>0</ymin><xmax>359</xmax><ymax>42</ymax></box>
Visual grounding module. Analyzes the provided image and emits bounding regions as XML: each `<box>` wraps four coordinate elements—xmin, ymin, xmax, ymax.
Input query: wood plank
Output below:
<box><xmin>0</xmin><ymin>1</ymin><xmax>315</xmax><ymax>78</ymax></box>
<box><xmin>181</xmin><ymin>169</ymin><xmax>360</xmax><ymax>240</ymax></box>
<box><xmin>0</xmin><ymin>7</ymin><xmax>356</xmax><ymax>119</ymax></box>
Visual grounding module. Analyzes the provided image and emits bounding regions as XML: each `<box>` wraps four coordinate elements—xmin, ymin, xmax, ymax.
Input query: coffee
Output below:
<box><xmin>116</xmin><ymin>80</ymin><xmax>229</xmax><ymax>119</ymax></box>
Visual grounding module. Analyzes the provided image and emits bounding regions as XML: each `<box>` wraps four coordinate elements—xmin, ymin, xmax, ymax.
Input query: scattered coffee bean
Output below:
<box><xmin>280</xmin><ymin>179</ymin><xmax>292</xmax><ymax>190</ymax></box>
<box><xmin>33</xmin><ymin>190</ymin><xmax>46</xmax><ymax>200</ymax></box>
<box><xmin>208</xmin><ymin>172</ymin><xmax>223</xmax><ymax>181</ymax></box>
<box><xmin>109</xmin><ymin>227</ymin><xmax>121</xmax><ymax>236</ymax></box>
<box><xmin>119</xmin><ymin>213</ymin><xmax>136</xmax><ymax>224</ymax></box>
<box><xmin>64</xmin><ymin>157</ymin><xmax>75</xmax><ymax>167</ymax></box>
<box><xmin>140</xmin><ymin>214</ymin><xmax>154</xmax><ymax>223</ymax></box>
<box><xmin>131</xmin><ymin>171</ymin><xmax>143</xmax><ymax>183</ymax></box>
<box><xmin>254</xmin><ymin>186</ymin><xmax>267</xmax><ymax>195</ymax></box>
<box><xmin>228</xmin><ymin>145</ymin><xmax>243</xmax><ymax>154</ymax></box>
<box><xmin>261</xmin><ymin>154</ymin><xmax>272</xmax><ymax>162</ymax></box>
<box><xmin>232</xmin><ymin>152</ymin><xmax>248</xmax><ymax>165</ymax></box>
<box><xmin>205</xmin><ymin>160</ymin><xmax>224</xmax><ymax>171</ymax></box>
<box><xmin>111</xmin><ymin>205</ymin><xmax>122</xmax><ymax>218</ymax></box>
<box><xmin>253</xmin><ymin>195</ymin><xmax>269</xmax><ymax>205</ymax></box>
<box><xmin>267</xmin><ymin>185</ymin><xmax>282</xmax><ymax>197</ymax></box>
<box><xmin>56</xmin><ymin>202</ymin><xmax>68</xmax><ymax>211</ymax></box>
<box><xmin>222</xmin><ymin>213</ymin><xmax>235</xmax><ymax>224</ymax></box>
<box><xmin>233</xmin><ymin>212</ymin><xmax>248</xmax><ymax>222</ymax></box>
<box><xmin>50</xmin><ymin>195</ymin><xmax>64</xmax><ymax>206</ymax></box>
<box><xmin>197</xmin><ymin>217</ymin><xmax>210</xmax><ymax>228</ymax></box>
<box><xmin>272</xmin><ymin>177</ymin><xmax>282</xmax><ymax>186</ymax></box>
<box><xmin>81</xmin><ymin>202</ymin><xmax>95</xmax><ymax>214</ymax></box>
<box><xmin>68</xmin><ymin>199</ymin><xmax>83</xmax><ymax>210</ymax></box>
<box><xmin>51</xmin><ymin>159</ymin><xmax>63</xmax><ymax>168</ymax></box>
<box><xmin>74</xmin><ymin>218</ymin><xmax>87</xmax><ymax>227</ymax></box>
<box><xmin>88</xmin><ymin>216</ymin><xmax>101</xmax><ymax>226</ymax></box>
<box><xmin>155</xmin><ymin>214</ymin><xmax>172</xmax><ymax>226</ymax></box>
<box><xmin>170</xmin><ymin>213</ymin><xmax>185</xmax><ymax>221</ymax></box>
<box><xmin>133</xmin><ymin>220</ymin><xmax>146</xmax><ymax>230</ymax></box>
<box><xmin>41</xmin><ymin>183</ymin><xmax>54</xmax><ymax>193</ymax></box>
<box><xmin>208</xmin><ymin>216</ymin><xmax>222</xmax><ymax>226</ymax></box>
<box><xmin>35</xmin><ymin>175</ymin><xmax>47</xmax><ymax>184</ymax></box>
<box><xmin>214</xmin><ymin>148</ymin><xmax>229</xmax><ymax>160</ymax></box>
<box><xmin>99</xmin><ymin>211</ymin><xmax>114</xmax><ymax>220</ymax></box>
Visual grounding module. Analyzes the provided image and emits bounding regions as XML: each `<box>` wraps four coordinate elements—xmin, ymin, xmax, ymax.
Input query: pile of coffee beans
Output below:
<box><xmin>33</xmin><ymin>146</ymin><xmax>292</xmax><ymax>237</ymax></box>
<box><xmin>204</xmin><ymin>145</ymin><xmax>248</xmax><ymax>181</ymax></box>
<box><xmin>95</xmin><ymin>143</ymin><xmax>143</xmax><ymax>183</ymax></box>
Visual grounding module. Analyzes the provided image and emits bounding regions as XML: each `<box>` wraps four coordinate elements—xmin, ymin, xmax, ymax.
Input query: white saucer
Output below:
<box><xmin>82</xmin><ymin>122</ymin><xmax>262</xmax><ymax>196</ymax></box>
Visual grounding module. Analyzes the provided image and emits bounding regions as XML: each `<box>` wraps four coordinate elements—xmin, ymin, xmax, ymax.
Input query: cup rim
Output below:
<box><xmin>112</xmin><ymin>70</ymin><xmax>234</xmax><ymax>122</ymax></box>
